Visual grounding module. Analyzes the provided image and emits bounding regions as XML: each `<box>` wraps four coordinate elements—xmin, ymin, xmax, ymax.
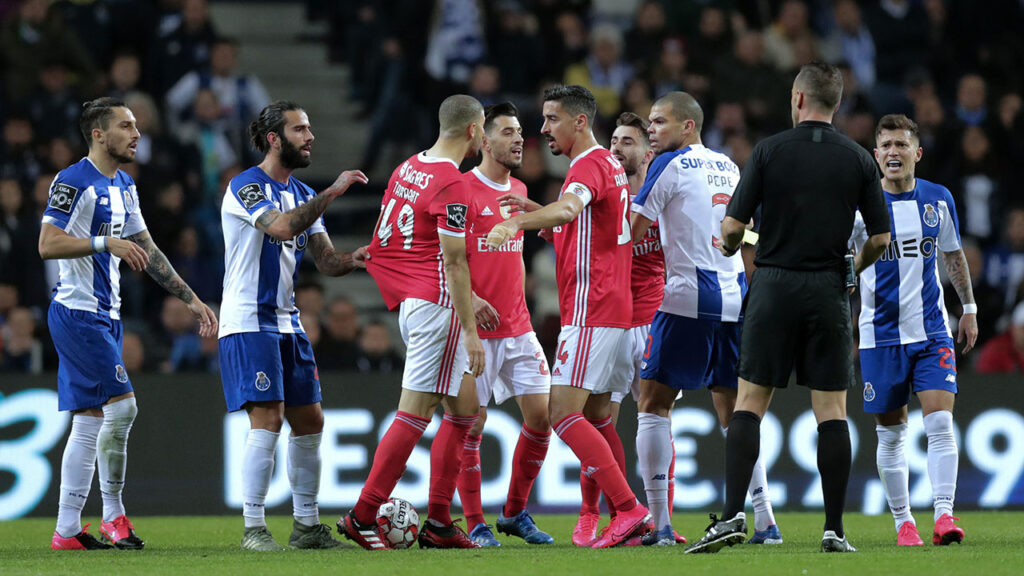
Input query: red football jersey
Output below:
<box><xmin>631</xmin><ymin>214</ymin><xmax>665</xmax><ymax>327</ymax></box>
<box><xmin>552</xmin><ymin>146</ymin><xmax>633</xmax><ymax>328</ymax></box>
<box><xmin>464</xmin><ymin>168</ymin><xmax>532</xmax><ymax>339</ymax></box>
<box><xmin>367</xmin><ymin>153</ymin><xmax>470</xmax><ymax>311</ymax></box>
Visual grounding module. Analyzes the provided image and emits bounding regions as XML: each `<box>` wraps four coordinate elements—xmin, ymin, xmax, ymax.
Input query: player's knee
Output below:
<box><xmin>102</xmin><ymin>397</ymin><xmax>138</xmax><ymax>425</ymax></box>
<box><xmin>470</xmin><ymin>409</ymin><xmax>487</xmax><ymax>435</ymax></box>
<box><xmin>522</xmin><ymin>409</ymin><xmax>549</xmax><ymax>432</ymax></box>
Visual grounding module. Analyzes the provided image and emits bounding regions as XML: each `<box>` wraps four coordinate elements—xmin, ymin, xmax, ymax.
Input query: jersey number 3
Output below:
<box><xmin>377</xmin><ymin>198</ymin><xmax>415</xmax><ymax>249</ymax></box>
<box><xmin>617</xmin><ymin>188</ymin><xmax>630</xmax><ymax>245</ymax></box>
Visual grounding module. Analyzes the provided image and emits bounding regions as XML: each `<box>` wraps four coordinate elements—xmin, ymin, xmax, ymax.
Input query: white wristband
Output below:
<box><xmin>962</xmin><ymin>303</ymin><xmax>977</xmax><ymax>315</ymax></box>
<box><xmin>91</xmin><ymin>236</ymin><xmax>108</xmax><ymax>253</ymax></box>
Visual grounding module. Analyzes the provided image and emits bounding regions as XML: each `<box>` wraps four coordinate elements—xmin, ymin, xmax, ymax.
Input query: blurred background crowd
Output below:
<box><xmin>1</xmin><ymin>0</ymin><xmax>1023</xmax><ymax>376</ymax></box>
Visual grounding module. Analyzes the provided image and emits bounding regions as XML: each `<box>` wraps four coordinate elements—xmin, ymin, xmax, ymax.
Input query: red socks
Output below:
<box><xmin>589</xmin><ymin>415</ymin><xmax>626</xmax><ymax>516</ymax></box>
<box><xmin>504</xmin><ymin>425</ymin><xmax>551</xmax><ymax>517</ymax></box>
<box><xmin>428</xmin><ymin>413</ymin><xmax>478</xmax><ymax>525</ymax></box>
<box><xmin>556</xmin><ymin>413</ymin><xmax>636</xmax><ymax>513</ymax></box>
<box><xmin>456</xmin><ymin>434</ymin><xmax>484</xmax><ymax>530</ymax></box>
<box><xmin>353</xmin><ymin>411</ymin><xmax>430</xmax><ymax>524</ymax></box>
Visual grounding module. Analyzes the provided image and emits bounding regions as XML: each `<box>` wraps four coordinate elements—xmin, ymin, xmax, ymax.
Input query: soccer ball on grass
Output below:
<box><xmin>377</xmin><ymin>497</ymin><xmax>420</xmax><ymax>549</ymax></box>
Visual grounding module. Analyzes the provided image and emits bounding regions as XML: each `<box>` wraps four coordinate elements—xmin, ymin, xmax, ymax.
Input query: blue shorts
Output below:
<box><xmin>859</xmin><ymin>337</ymin><xmax>958</xmax><ymax>414</ymax></box>
<box><xmin>639</xmin><ymin>311</ymin><xmax>741</xmax><ymax>391</ymax></box>
<box><xmin>219</xmin><ymin>332</ymin><xmax>321</xmax><ymax>412</ymax></box>
<box><xmin>48</xmin><ymin>302</ymin><xmax>133</xmax><ymax>412</ymax></box>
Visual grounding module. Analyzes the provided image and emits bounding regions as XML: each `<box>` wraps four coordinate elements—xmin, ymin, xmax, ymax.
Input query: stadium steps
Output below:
<box><xmin>209</xmin><ymin>1</ymin><xmax>368</xmax><ymax>183</ymax></box>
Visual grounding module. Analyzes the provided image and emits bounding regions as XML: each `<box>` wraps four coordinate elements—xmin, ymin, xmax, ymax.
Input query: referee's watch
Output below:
<box><xmin>721</xmin><ymin>241</ymin><xmax>740</xmax><ymax>257</ymax></box>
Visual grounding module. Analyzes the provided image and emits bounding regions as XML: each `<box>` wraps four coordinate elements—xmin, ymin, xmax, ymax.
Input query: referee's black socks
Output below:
<box><xmin>817</xmin><ymin>419</ymin><xmax>851</xmax><ymax>538</ymax></box>
<box><xmin>722</xmin><ymin>410</ymin><xmax>761</xmax><ymax>521</ymax></box>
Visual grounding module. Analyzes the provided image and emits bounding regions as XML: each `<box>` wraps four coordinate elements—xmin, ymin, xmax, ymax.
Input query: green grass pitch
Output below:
<box><xmin>2</xmin><ymin>513</ymin><xmax>1023</xmax><ymax>575</ymax></box>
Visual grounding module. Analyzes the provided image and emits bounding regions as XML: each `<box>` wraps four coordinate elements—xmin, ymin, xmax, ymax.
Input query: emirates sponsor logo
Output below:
<box><xmin>477</xmin><ymin>236</ymin><xmax>523</xmax><ymax>252</ymax></box>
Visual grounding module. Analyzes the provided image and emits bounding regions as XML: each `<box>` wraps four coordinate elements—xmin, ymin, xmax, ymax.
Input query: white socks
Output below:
<box><xmin>722</xmin><ymin>426</ymin><xmax>776</xmax><ymax>531</ymax></box>
<box><xmin>56</xmin><ymin>414</ymin><xmax>103</xmax><ymax>538</ymax></box>
<box><xmin>636</xmin><ymin>413</ymin><xmax>672</xmax><ymax>529</ymax></box>
<box><xmin>242</xmin><ymin>429</ymin><xmax>280</xmax><ymax>528</ymax></box>
<box><xmin>924</xmin><ymin>411</ymin><xmax>958</xmax><ymax>520</ymax></box>
<box><xmin>288</xmin><ymin>433</ymin><xmax>322</xmax><ymax>527</ymax></box>
<box><xmin>98</xmin><ymin>397</ymin><xmax>138</xmax><ymax>522</ymax></box>
<box><xmin>876</xmin><ymin>423</ymin><xmax>913</xmax><ymax>529</ymax></box>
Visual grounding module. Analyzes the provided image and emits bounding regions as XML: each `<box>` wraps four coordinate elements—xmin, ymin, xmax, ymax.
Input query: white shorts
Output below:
<box><xmin>550</xmin><ymin>326</ymin><xmax>630</xmax><ymax>395</ymax></box>
<box><xmin>399</xmin><ymin>298</ymin><xmax>467</xmax><ymax>397</ymax></box>
<box><xmin>611</xmin><ymin>324</ymin><xmax>650</xmax><ymax>404</ymax></box>
<box><xmin>476</xmin><ymin>331</ymin><xmax>550</xmax><ymax>406</ymax></box>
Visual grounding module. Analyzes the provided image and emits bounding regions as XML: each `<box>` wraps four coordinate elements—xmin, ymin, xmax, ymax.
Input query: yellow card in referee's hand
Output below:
<box><xmin>743</xmin><ymin>229</ymin><xmax>759</xmax><ymax>245</ymax></box>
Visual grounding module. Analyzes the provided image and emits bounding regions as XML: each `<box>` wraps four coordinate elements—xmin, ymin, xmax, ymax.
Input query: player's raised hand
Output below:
<box><xmin>497</xmin><ymin>193</ymin><xmax>541</xmax><ymax>214</ymax></box>
<box><xmin>328</xmin><ymin>170</ymin><xmax>369</xmax><ymax>196</ymax></box>
<box><xmin>472</xmin><ymin>293</ymin><xmax>500</xmax><ymax>331</ymax></box>
<box><xmin>464</xmin><ymin>332</ymin><xmax>486</xmax><ymax>377</ymax></box>
<box><xmin>958</xmin><ymin>310</ymin><xmax>978</xmax><ymax>353</ymax></box>
<box><xmin>188</xmin><ymin>300</ymin><xmax>219</xmax><ymax>338</ymax></box>
<box><xmin>108</xmin><ymin>237</ymin><xmax>150</xmax><ymax>271</ymax></box>
<box><xmin>352</xmin><ymin>245</ymin><xmax>370</xmax><ymax>268</ymax></box>
<box><xmin>486</xmin><ymin>223</ymin><xmax>516</xmax><ymax>249</ymax></box>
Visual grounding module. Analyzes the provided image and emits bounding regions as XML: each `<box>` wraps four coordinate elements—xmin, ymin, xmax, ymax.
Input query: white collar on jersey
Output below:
<box><xmin>569</xmin><ymin>145</ymin><xmax>603</xmax><ymax>167</ymax></box>
<box><xmin>417</xmin><ymin>151</ymin><xmax>459</xmax><ymax>168</ymax></box>
<box><xmin>470</xmin><ymin>167</ymin><xmax>511</xmax><ymax>191</ymax></box>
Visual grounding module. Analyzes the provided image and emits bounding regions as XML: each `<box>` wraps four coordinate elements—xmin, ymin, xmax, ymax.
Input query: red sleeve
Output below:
<box><xmin>566</xmin><ymin>158</ymin><xmax>605</xmax><ymax>203</ymax></box>
<box><xmin>430</xmin><ymin>176</ymin><xmax>470</xmax><ymax>236</ymax></box>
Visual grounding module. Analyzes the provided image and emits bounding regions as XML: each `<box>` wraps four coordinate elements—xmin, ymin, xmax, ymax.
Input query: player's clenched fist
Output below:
<box><xmin>486</xmin><ymin>223</ymin><xmax>516</xmax><ymax>249</ymax></box>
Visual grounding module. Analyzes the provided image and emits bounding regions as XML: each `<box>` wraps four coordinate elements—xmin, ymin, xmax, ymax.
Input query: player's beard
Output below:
<box><xmin>107</xmin><ymin>141</ymin><xmax>134</xmax><ymax>164</ymax></box>
<box><xmin>496</xmin><ymin>148</ymin><xmax>522</xmax><ymax>171</ymax></box>
<box><xmin>280</xmin><ymin>137</ymin><xmax>311</xmax><ymax>169</ymax></box>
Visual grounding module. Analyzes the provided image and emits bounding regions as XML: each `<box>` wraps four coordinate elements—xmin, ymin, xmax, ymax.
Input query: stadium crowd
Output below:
<box><xmin>1</xmin><ymin>0</ymin><xmax>1023</xmax><ymax>375</ymax></box>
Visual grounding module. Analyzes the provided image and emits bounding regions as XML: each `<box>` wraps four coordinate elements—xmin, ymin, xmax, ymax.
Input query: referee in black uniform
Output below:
<box><xmin>686</xmin><ymin>62</ymin><xmax>891</xmax><ymax>554</ymax></box>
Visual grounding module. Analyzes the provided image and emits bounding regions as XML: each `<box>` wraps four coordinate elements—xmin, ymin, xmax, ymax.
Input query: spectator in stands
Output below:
<box><xmin>169</xmin><ymin>226</ymin><xmax>218</xmax><ymax>303</ymax></box>
<box><xmin>294</xmin><ymin>280</ymin><xmax>325</xmax><ymax>347</ymax></box>
<box><xmin>159</xmin><ymin>295</ymin><xmax>215</xmax><ymax>373</ymax></box>
<box><xmin>763</xmin><ymin>0</ymin><xmax>820</xmax><ymax>73</ymax></box>
<box><xmin>952</xmin><ymin>126</ymin><xmax>1003</xmax><ymax>245</ymax></box>
<box><xmin>686</xmin><ymin>6</ymin><xmax>733</xmax><ymax>80</ymax></box>
<box><xmin>148</xmin><ymin>0</ymin><xmax>218</xmax><ymax>96</ymax></box>
<box><xmin>0</xmin><ymin>177</ymin><xmax>47</xmax><ymax>312</ymax></box>
<box><xmin>544</xmin><ymin>10</ymin><xmax>588</xmax><ymax>81</ymax></box>
<box><xmin>913</xmin><ymin>93</ymin><xmax>957</xmax><ymax>180</ymax></box>
<box><xmin>177</xmin><ymin>88</ymin><xmax>237</xmax><ymax>206</ymax></box>
<box><xmin>27</xmin><ymin>60</ymin><xmax>82</xmax><ymax>143</ymax></box>
<box><xmin>316</xmin><ymin>296</ymin><xmax>361</xmax><ymax>370</ymax></box>
<box><xmin>0</xmin><ymin>306</ymin><xmax>42</xmax><ymax>373</ymax></box>
<box><xmin>864</xmin><ymin>0</ymin><xmax>929</xmax><ymax>114</ymax></box>
<box><xmin>424</xmin><ymin>0</ymin><xmax>486</xmax><ymax>89</ymax></box>
<box><xmin>650</xmin><ymin>37</ymin><xmax>688</xmax><ymax>99</ymax></box>
<box><xmin>625</xmin><ymin>1</ymin><xmax>668</xmax><ymax>79</ymax></box>
<box><xmin>0</xmin><ymin>114</ymin><xmax>43</xmax><ymax>195</ymax></box>
<box><xmin>0</xmin><ymin>0</ymin><xmax>97</xmax><ymax>102</ymax></box>
<box><xmin>621</xmin><ymin>77</ymin><xmax>653</xmax><ymax>120</ymax></box>
<box><xmin>122</xmin><ymin>331</ymin><xmax>147</xmax><ymax>373</ymax></box>
<box><xmin>976</xmin><ymin>301</ymin><xmax>1024</xmax><ymax>373</ymax></box>
<box><xmin>565</xmin><ymin>23</ymin><xmax>633</xmax><ymax>123</ymax></box>
<box><xmin>955</xmin><ymin>73</ymin><xmax>989</xmax><ymax>128</ymax></box>
<box><xmin>123</xmin><ymin>91</ymin><xmax>202</xmax><ymax>204</ymax></box>
<box><xmin>985</xmin><ymin>207</ymin><xmax>1024</xmax><ymax>312</ymax></box>
<box><xmin>713</xmin><ymin>31</ymin><xmax>788</xmax><ymax>134</ymax></box>
<box><xmin>821</xmin><ymin>0</ymin><xmax>875</xmax><ymax>93</ymax></box>
<box><xmin>703</xmin><ymin>101</ymin><xmax>746</xmax><ymax>152</ymax></box>
<box><xmin>486</xmin><ymin>2</ymin><xmax>544</xmax><ymax>97</ymax></box>
<box><xmin>947</xmin><ymin>240</ymin><xmax>1004</xmax><ymax>345</ymax></box>
<box><xmin>467</xmin><ymin>64</ymin><xmax>503</xmax><ymax>108</ymax></box>
<box><xmin>165</xmin><ymin>37</ymin><xmax>270</xmax><ymax>162</ymax></box>
<box><xmin>355</xmin><ymin>319</ymin><xmax>404</xmax><ymax>373</ymax></box>
<box><xmin>107</xmin><ymin>51</ymin><xmax>143</xmax><ymax>100</ymax></box>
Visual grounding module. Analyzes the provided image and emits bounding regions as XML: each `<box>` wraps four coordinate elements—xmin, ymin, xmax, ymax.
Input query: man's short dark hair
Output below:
<box><xmin>249</xmin><ymin>100</ymin><xmax>303</xmax><ymax>153</ymax></box>
<box><xmin>543</xmin><ymin>85</ymin><xmax>597</xmax><ymax>125</ymax></box>
<box><xmin>794</xmin><ymin>61</ymin><xmax>843</xmax><ymax>112</ymax></box>
<box><xmin>875</xmin><ymin>114</ymin><xmax>920</xmax><ymax>143</ymax></box>
<box><xmin>80</xmin><ymin>97</ymin><xmax>127</xmax><ymax>144</ymax></box>
<box><xmin>484</xmin><ymin>101</ymin><xmax>519</xmax><ymax>134</ymax></box>
<box><xmin>653</xmin><ymin>91</ymin><xmax>704</xmax><ymax>132</ymax></box>
<box><xmin>615</xmin><ymin>112</ymin><xmax>650</xmax><ymax>146</ymax></box>
<box><xmin>438</xmin><ymin>94</ymin><xmax>484</xmax><ymax>136</ymax></box>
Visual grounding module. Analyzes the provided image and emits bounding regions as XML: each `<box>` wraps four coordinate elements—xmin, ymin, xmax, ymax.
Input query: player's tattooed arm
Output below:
<box><xmin>307</xmin><ymin>232</ymin><xmax>366</xmax><ymax>276</ymax></box>
<box><xmin>942</xmin><ymin>249</ymin><xmax>976</xmax><ymax>307</ymax></box>
<box><xmin>254</xmin><ymin>194</ymin><xmax>333</xmax><ymax>241</ymax></box>
<box><xmin>129</xmin><ymin>230</ymin><xmax>195</xmax><ymax>303</ymax></box>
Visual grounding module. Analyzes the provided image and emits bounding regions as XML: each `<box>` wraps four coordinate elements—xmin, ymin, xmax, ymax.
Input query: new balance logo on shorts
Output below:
<box><xmin>945</xmin><ymin>374</ymin><xmax>956</xmax><ymax>383</ymax></box>
<box><xmin>651</xmin><ymin>474</ymin><xmax>666</xmax><ymax>480</ymax></box>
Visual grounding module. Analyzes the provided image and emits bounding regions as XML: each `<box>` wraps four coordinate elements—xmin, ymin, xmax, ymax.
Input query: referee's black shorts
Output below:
<box><xmin>736</xmin><ymin>266</ymin><xmax>854</xmax><ymax>391</ymax></box>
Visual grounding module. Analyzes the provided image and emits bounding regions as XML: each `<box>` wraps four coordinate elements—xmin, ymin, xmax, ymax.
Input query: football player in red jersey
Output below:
<box><xmin>339</xmin><ymin>95</ymin><xmax>486</xmax><ymax>550</ymax></box>
<box><xmin>486</xmin><ymin>85</ymin><xmax>650</xmax><ymax>548</ymax></box>
<box><xmin>455</xmin><ymin>102</ymin><xmax>554</xmax><ymax>546</ymax></box>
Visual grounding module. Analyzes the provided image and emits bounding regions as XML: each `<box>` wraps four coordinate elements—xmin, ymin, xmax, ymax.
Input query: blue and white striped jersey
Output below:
<box><xmin>631</xmin><ymin>144</ymin><xmax>747</xmax><ymax>322</ymax></box>
<box><xmin>219</xmin><ymin>166</ymin><xmax>326</xmax><ymax>337</ymax></box>
<box><xmin>850</xmin><ymin>178</ymin><xmax>961</xmax><ymax>348</ymax></box>
<box><xmin>41</xmin><ymin>158</ymin><xmax>148</xmax><ymax>319</ymax></box>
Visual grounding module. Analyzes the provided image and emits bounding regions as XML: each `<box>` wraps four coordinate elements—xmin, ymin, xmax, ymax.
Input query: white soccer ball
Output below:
<box><xmin>376</xmin><ymin>497</ymin><xmax>420</xmax><ymax>549</ymax></box>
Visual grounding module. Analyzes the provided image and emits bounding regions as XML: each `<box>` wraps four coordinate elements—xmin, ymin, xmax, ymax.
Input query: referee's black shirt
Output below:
<box><xmin>726</xmin><ymin>120</ymin><xmax>890</xmax><ymax>271</ymax></box>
